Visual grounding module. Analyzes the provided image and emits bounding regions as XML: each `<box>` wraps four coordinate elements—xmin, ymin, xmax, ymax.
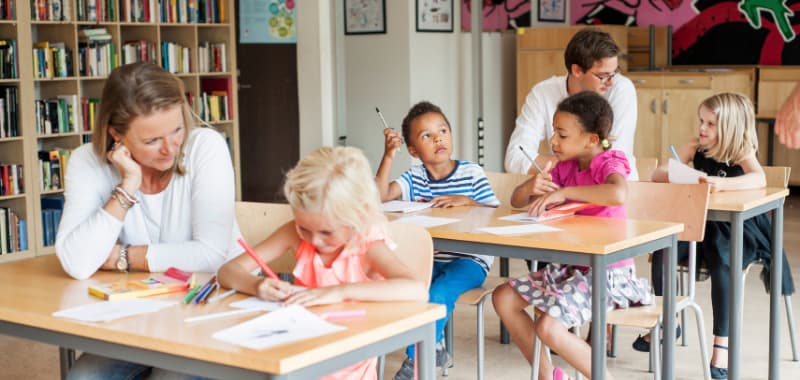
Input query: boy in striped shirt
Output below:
<box><xmin>376</xmin><ymin>101</ymin><xmax>500</xmax><ymax>380</ymax></box>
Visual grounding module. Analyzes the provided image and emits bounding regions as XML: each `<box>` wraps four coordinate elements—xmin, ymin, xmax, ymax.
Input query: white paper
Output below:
<box><xmin>478</xmin><ymin>224</ymin><xmax>561</xmax><ymax>235</ymax></box>
<box><xmin>668</xmin><ymin>158</ymin><xmax>707</xmax><ymax>184</ymax></box>
<box><xmin>382</xmin><ymin>200</ymin><xmax>434</xmax><ymax>213</ymax></box>
<box><xmin>392</xmin><ymin>215</ymin><xmax>460</xmax><ymax>228</ymax></box>
<box><xmin>229</xmin><ymin>297</ymin><xmax>283</xmax><ymax>311</ymax></box>
<box><xmin>53</xmin><ymin>299</ymin><xmax>177</xmax><ymax>322</ymax></box>
<box><xmin>499</xmin><ymin>212</ymin><xmax>542</xmax><ymax>223</ymax></box>
<box><xmin>213</xmin><ymin>304</ymin><xmax>346</xmax><ymax>350</ymax></box>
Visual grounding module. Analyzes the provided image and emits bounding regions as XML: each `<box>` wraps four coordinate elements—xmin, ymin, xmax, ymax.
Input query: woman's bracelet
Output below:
<box><xmin>114</xmin><ymin>186</ymin><xmax>139</xmax><ymax>204</ymax></box>
<box><xmin>111</xmin><ymin>192</ymin><xmax>134</xmax><ymax>210</ymax></box>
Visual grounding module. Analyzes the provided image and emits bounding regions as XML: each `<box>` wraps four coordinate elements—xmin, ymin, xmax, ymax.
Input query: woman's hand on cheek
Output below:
<box><xmin>256</xmin><ymin>278</ymin><xmax>293</xmax><ymax>301</ymax></box>
<box><xmin>107</xmin><ymin>143</ymin><xmax>143</xmax><ymax>190</ymax></box>
<box><xmin>283</xmin><ymin>287</ymin><xmax>344</xmax><ymax>307</ymax></box>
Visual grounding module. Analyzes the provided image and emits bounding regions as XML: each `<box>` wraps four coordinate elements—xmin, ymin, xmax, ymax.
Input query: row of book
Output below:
<box><xmin>78</xmin><ymin>40</ymin><xmax>118</xmax><ymax>77</ymax></box>
<box><xmin>161</xmin><ymin>0</ymin><xmax>224</xmax><ymax>23</ymax></box>
<box><xmin>35</xmin><ymin>95</ymin><xmax>98</xmax><ymax>135</ymax></box>
<box><xmin>75</xmin><ymin>0</ymin><xmax>116</xmax><ymax>22</ymax></box>
<box><xmin>0</xmin><ymin>0</ymin><xmax>15</xmax><ymax>19</ymax></box>
<box><xmin>0</xmin><ymin>86</ymin><xmax>18</xmax><ymax>138</ymax></box>
<box><xmin>41</xmin><ymin>196</ymin><xmax>63</xmax><ymax>247</ymax></box>
<box><xmin>0</xmin><ymin>39</ymin><xmax>17</xmax><ymax>79</ymax></box>
<box><xmin>39</xmin><ymin>149</ymin><xmax>70</xmax><ymax>192</ymax></box>
<box><xmin>33</xmin><ymin>42</ymin><xmax>73</xmax><ymax>79</ymax></box>
<box><xmin>0</xmin><ymin>207</ymin><xmax>26</xmax><ymax>254</ymax></box>
<box><xmin>161</xmin><ymin>41</ymin><xmax>190</xmax><ymax>74</ymax></box>
<box><xmin>122</xmin><ymin>39</ymin><xmax>157</xmax><ymax>65</ymax></box>
<box><xmin>197</xmin><ymin>41</ymin><xmax>225</xmax><ymax>73</ymax></box>
<box><xmin>0</xmin><ymin>163</ymin><xmax>23</xmax><ymax>196</ymax></box>
<box><xmin>30</xmin><ymin>0</ymin><xmax>69</xmax><ymax>21</ymax></box>
<box><xmin>119</xmin><ymin>0</ymin><xmax>154</xmax><ymax>22</ymax></box>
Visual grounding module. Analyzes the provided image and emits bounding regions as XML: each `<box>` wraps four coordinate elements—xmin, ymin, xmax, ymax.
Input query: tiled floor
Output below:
<box><xmin>3</xmin><ymin>196</ymin><xmax>800</xmax><ymax>380</ymax></box>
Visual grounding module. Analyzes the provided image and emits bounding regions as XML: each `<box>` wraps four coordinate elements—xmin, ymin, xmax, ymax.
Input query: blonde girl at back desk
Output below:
<box><xmin>218</xmin><ymin>146</ymin><xmax>427</xmax><ymax>380</ymax></box>
<box><xmin>644</xmin><ymin>92</ymin><xmax>795</xmax><ymax>379</ymax></box>
<box><xmin>492</xmin><ymin>91</ymin><xmax>653</xmax><ymax>380</ymax></box>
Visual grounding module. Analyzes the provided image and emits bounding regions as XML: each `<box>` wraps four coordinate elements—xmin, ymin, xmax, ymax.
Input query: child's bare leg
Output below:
<box><xmin>536</xmin><ymin>315</ymin><xmax>614</xmax><ymax>380</ymax></box>
<box><xmin>492</xmin><ymin>284</ymin><xmax>537</xmax><ymax>361</ymax></box>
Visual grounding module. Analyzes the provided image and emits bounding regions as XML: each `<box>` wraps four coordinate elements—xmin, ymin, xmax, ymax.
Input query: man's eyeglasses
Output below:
<box><xmin>589</xmin><ymin>69</ymin><xmax>620</xmax><ymax>83</ymax></box>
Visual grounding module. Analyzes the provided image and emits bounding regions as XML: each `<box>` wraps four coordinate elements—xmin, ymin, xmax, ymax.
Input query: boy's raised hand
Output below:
<box><xmin>256</xmin><ymin>277</ymin><xmax>295</xmax><ymax>301</ymax></box>
<box><xmin>383</xmin><ymin>128</ymin><xmax>403</xmax><ymax>158</ymax></box>
<box><xmin>530</xmin><ymin>161</ymin><xmax>559</xmax><ymax>195</ymax></box>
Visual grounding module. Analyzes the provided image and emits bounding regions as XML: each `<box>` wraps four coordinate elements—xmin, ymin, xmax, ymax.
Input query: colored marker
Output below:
<box><xmin>183</xmin><ymin>285</ymin><xmax>202</xmax><ymax>304</ymax></box>
<box><xmin>518</xmin><ymin>145</ymin><xmax>544</xmax><ymax>174</ymax></box>
<box><xmin>208</xmin><ymin>288</ymin><xmax>237</xmax><ymax>304</ymax></box>
<box><xmin>237</xmin><ymin>238</ymin><xmax>281</xmax><ymax>281</ymax></box>
<box><xmin>317</xmin><ymin>309</ymin><xmax>367</xmax><ymax>319</ymax></box>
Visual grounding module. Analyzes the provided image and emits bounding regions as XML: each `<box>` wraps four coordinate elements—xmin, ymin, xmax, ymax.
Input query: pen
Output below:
<box><xmin>208</xmin><ymin>288</ymin><xmax>237</xmax><ymax>303</ymax></box>
<box><xmin>669</xmin><ymin>145</ymin><xmax>681</xmax><ymax>161</ymax></box>
<box><xmin>237</xmin><ymin>238</ymin><xmax>281</xmax><ymax>281</ymax></box>
<box><xmin>183</xmin><ymin>285</ymin><xmax>202</xmax><ymax>304</ymax></box>
<box><xmin>375</xmin><ymin>107</ymin><xmax>390</xmax><ymax>130</ymax></box>
<box><xmin>518</xmin><ymin>145</ymin><xmax>544</xmax><ymax>174</ymax></box>
<box><xmin>197</xmin><ymin>283</ymin><xmax>218</xmax><ymax>304</ymax></box>
<box><xmin>191</xmin><ymin>275</ymin><xmax>216</xmax><ymax>304</ymax></box>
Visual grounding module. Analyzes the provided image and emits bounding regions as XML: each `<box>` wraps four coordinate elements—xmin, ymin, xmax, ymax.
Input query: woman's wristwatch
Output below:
<box><xmin>116</xmin><ymin>244</ymin><xmax>130</xmax><ymax>272</ymax></box>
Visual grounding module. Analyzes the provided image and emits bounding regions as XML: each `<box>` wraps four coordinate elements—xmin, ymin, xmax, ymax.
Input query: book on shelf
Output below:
<box><xmin>0</xmin><ymin>86</ymin><xmax>17</xmax><ymax>138</ymax></box>
<box><xmin>88</xmin><ymin>267</ymin><xmax>196</xmax><ymax>300</ymax></box>
<box><xmin>0</xmin><ymin>39</ymin><xmax>18</xmax><ymax>79</ymax></box>
<box><xmin>41</xmin><ymin>196</ymin><xmax>63</xmax><ymax>246</ymax></box>
<box><xmin>0</xmin><ymin>163</ymin><xmax>23</xmax><ymax>196</ymax></box>
<box><xmin>200</xmin><ymin>77</ymin><xmax>232</xmax><ymax>121</ymax></box>
<box><xmin>0</xmin><ymin>206</ymin><xmax>25</xmax><ymax>254</ymax></box>
<box><xmin>38</xmin><ymin>149</ymin><xmax>71</xmax><ymax>191</ymax></box>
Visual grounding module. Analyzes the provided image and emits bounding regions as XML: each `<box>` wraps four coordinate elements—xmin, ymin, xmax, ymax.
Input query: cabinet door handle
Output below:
<box><xmin>663</xmin><ymin>99</ymin><xmax>669</xmax><ymax>114</ymax></box>
<box><xmin>650</xmin><ymin>99</ymin><xmax>657</xmax><ymax>113</ymax></box>
<box><xmin>679</xmin><ymin>79</ymin><xmax>695</xmax><ymax>85</ymax></box>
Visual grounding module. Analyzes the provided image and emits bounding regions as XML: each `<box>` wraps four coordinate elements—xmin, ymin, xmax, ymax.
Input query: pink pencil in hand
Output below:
<box><xmin>237</xmin><ymin>238</ymin><xmax>281</xmax><ymax>281</ymax></box>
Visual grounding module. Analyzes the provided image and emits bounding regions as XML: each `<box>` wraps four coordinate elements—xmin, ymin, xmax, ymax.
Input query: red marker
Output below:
<box><xmin>237</xmin><ymin>238</ymin><xmax>281</xmax><ymax>281</ymax></box>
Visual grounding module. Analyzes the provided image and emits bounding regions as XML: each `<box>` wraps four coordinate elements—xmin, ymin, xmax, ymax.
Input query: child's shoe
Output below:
<box><xmin>392</xmin><ymin>341</ymin><xmax>450</xmax><ymax>380</ymax></box>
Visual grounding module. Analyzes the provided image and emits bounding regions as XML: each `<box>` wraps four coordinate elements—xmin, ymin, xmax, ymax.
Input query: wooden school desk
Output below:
<box><xmin>388</xmin><ymin>207</ymin><xmax>683</xmax><ymax>380</ymax></box>
<box><xmin>0</xmin><ymin>256</ymin><xmax>445</xmax><ymax>380</ymax></box>
<box><xmin>707</xmin><ymin>187</ymin><xmax>790</xmax><ymax>380</ymax></box>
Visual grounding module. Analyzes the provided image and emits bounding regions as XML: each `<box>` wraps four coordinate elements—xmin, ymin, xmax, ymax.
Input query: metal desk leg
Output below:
<box><xmin>59</xmin><ymin>347</ymin><xmax>75</xmax><ymax>380</ymax></box>
<box><xmin>662</xmin><ymin>237</ymin><xmax>677</xmax><ymax>380</ymax></box>
<box><xmin>591</xmin><ymin>255</ymin><xmax>608</xmax><ymax>380</ymax></box>
<box><xmin>500</xmin><ymin>257</ymin><xmax>510</xmax><ymax>344</ymax></box>
<box><xmin>729</xmin><ymin>213</ymin><xmax>745</xmax><ymax>380</ymax></box>
<box><xmin>770</xmin><ymin>205</ymin><xmax>785</xmax><ymax>379</ymax></box>
<box><xmin>418</xmin><ymin>322</ymin><xmax>437</xmax><ymax>380</ymax></box>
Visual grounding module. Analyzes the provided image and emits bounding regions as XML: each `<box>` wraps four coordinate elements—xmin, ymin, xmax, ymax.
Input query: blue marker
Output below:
<box><xmin>669</xmin><ymin>145</ymin><xmax>681</xmax><ymax>161</ymax></box>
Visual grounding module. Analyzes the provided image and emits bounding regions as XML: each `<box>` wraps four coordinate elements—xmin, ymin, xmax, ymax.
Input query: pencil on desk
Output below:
<box><xmin>208</xmin><ymin>288</ymin><xmax>237</xmax><ymax>303</ymax></box>
<box><xmin>184</xmin><ymin>308</ymin><xmax>262</xmax><ymax>323</ymax></box>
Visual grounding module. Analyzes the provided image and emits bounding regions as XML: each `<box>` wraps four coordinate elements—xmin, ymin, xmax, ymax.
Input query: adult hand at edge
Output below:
<box><xmin>775</xmin><ymin>83</ymin><xmax>800</xmax><ymax>149</ymax></box>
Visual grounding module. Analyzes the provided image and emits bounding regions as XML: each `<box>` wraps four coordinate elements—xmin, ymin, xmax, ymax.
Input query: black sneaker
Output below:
<box><xmin>392</xmin><ymin>345</ymin><xmax>451</xmax><ymax>380</ymax></box>
<box><xmin>632</xmin><ymin>325</ymin><xmax>682</xmax><ymax>352</ymax></box>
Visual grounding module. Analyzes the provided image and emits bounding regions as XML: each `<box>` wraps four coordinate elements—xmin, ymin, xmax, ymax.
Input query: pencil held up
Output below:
<box><xmin>518</xmin><ymin>145</ymin><xmax>545</xmax><ymax>174</ymax></box>
<box><xmin>237</xmin><ymin>238</ymin><xmax>281</xmax><ymax>281</ymax></box>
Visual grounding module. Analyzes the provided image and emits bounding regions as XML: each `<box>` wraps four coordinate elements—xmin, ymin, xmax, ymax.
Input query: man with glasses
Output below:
<box><xmin>505</xmin><ymin>27</ymin><xmax>639</xmax><ymax>180</ymax></box>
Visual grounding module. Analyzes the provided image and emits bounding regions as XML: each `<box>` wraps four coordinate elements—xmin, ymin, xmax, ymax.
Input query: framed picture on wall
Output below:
<box><xmin>344</xmin><ymin>0</ymin><xmax>387</xmax><ymax>35</ymax></box>
<box><xmin>416</xmin><ymin>0</ymin><xmax>453</xmax><ymax>32</ymax></box>
<box><xmin>537</xmin><ymin>0</ymin><xmax>565</xmax><ymax>23</ymax></box>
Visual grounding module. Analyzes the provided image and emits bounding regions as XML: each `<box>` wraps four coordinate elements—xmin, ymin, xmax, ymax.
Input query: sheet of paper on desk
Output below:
<box><xmin>213</xmin><ymin>304</ymin><xmax>346</xmax><ymax>350</ymax></box>
<box><xmin>392</xmin><ymin>215</ymin><xmax>460</xmax><ymax>228</ymax></box>
<box><xmin>229</xmin><ymin>297</ymin><xmax>283</xmax><ymax>311</ymax></box>
<box><xmin>53</xmin><ymin>299</ymin><xmax>177</xmax><ymax>322</ymax></box>
<box><xmin>382</xmin><ymin>200</ymin><xmax>434</xmax><ymax>213</ymax></box>
<box><xmin>668</xmin><ymin>158</ymin><xmax>707</xmax><ymax>184</ymax></box>
<box><xmin>479</xmin><ymin>224</ymin><xmax>561</xmax><ymax>235</ymax></box>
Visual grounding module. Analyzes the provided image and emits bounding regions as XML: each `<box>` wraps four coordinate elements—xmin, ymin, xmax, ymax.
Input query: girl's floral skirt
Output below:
<box><xmin>509</xmin><ymin>263</ymin><xmax>653</xmax><ymax>327</ymax></box>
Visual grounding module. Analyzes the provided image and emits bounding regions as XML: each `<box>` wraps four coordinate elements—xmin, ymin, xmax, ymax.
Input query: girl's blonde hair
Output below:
<box><xmin>700</xmin><ymin>93</ymin><xmax>758</xmax><ymax>165</ymax></box>
<box><xmin>283</xmin><ymin>146</ymin><xmax>383</xmax><ymax>232</ymax></box>
<box><xmin>92</xmin><ymin>62</ymin><xmax>195</xmax><ymax>175</ymax></box>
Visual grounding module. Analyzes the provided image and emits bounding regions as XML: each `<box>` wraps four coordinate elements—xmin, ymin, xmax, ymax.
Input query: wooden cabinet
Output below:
<box><xmin>757</xmin><ymin>67</ymin><xmax>800</xmax><ymax>185</ymax></box>
<box><xmin>0</xmin><ymin>0</ymin><xmax>240</xmax><ymax>263</ymax></box>
<box><xmin>630</xmin><ymin>70</ymin><xmax>754</xmax><ymax>164</ymax></box>
<box><xmin>516</xmin><ymin>26</ymin><xmax>629</xmax><ymax>112</ymax></box>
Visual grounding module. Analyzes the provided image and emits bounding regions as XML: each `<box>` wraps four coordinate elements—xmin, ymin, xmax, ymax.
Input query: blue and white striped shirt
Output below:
<box><xmin>394</xmin><ymin>160</ymin><xmax>500</xmax><ymax>271</ymax></box>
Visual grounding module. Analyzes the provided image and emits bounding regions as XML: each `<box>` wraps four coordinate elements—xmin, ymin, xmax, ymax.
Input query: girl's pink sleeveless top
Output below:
<box><xmin>292</xmin><ymin>225</ymin><xmax>395</xmax><ymax>380</ymax></box>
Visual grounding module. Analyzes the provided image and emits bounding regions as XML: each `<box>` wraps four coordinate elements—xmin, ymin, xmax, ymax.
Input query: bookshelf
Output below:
<box><xmin>0</xmin><ymin>0</ymin><xmax>240</xmax><ymax>263</ymax></box>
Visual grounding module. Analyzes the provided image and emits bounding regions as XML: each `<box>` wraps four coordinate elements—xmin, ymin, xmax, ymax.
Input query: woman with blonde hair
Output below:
<box><xmin>57</xmin><ymin>62</ymin><xmax>240</xmax><ymax>379</ymax></box>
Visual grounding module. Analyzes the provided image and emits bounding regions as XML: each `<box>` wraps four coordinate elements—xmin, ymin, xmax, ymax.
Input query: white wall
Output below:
<box><xmin>297</xmin><ymin>2</ymin><xmax>571</xmax><ymax>174</ymax></box>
